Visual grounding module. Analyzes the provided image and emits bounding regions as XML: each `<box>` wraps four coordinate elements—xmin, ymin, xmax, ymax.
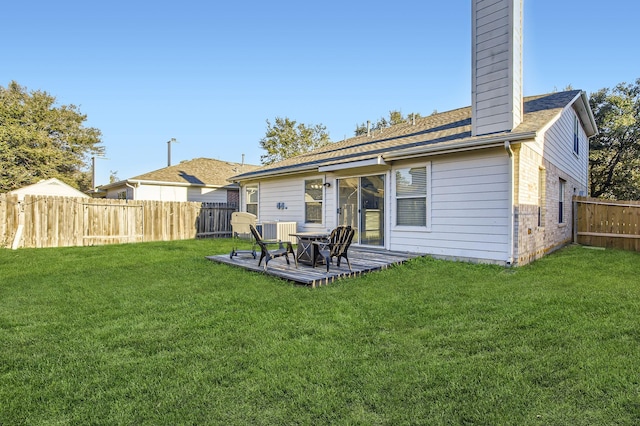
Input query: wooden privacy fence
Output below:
<box><xmin>0</xmin><ymin>194</ymin><xmax>236</xmax><ymax>249</ymax></box>
<box><xmin>574</xmin><ymin>196</ymin><xmax>640</xmax><ymax>252</ymax></box>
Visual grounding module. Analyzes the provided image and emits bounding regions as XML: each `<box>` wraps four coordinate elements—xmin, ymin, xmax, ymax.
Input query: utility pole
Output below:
<box><xmin>91</xmin><ymin>155</ymin><xmax>108</xmax><ymax>190</ymax></box>
<box><xmin>167</xmin><ymin>138</ymin><xmax>178</xmax><ymax>166</ymax></box>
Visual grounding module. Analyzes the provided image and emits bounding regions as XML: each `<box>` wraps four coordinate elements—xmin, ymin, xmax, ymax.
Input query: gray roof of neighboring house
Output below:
<box><xmin>103</xmin><ymin>158</ymin><xmax>259</xmax><ymax>189</ymax></box>
<box><xmin>232</xmin><ymin>90</ymin><xmax>597</xmax><ymax>182</ymax></box>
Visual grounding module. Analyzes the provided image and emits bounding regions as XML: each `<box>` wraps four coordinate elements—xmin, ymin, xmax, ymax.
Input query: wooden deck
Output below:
<box><xmin>206</xmin><ymin>248</ymin><xmax>422</xmax><ymax>287</ymax></box>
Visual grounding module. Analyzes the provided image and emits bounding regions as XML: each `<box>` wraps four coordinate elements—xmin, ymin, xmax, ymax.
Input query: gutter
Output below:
<box><xmin>504</xmin><ymin>141</ymin><xmax>515</xmax><ymax>266</ymax></box>
<box><xmin>126</xmin><ymin>179</ymin><xmax>227</xmax><ymax>188</ymax></box>
<box><xmin>100</xmin><ymin>179</ymin><xmax>228</xmax><ymax>190</ymax></box>
<box><xmin>383</xmin><ymin>131</ymin><xmax>536</xmax><ymax>161</ymax></box>
<box><xmin>579</xmin><ymin>91</ymin><xmax>598</xmax><ymax>137</ymax></box>
<box><xmin>125</xmin><ymin>181</ymin><xmax>138</xmax><ymax>199</ymax></box>
<box><xmin>234</xmin><ymin>131</ymin><xmax>538</xmax><ymax>182</ymax></box>
<box><xmin>232</xmin><ymin>164</ymin><xmax>318</xmax><ymax>183</ymax></box>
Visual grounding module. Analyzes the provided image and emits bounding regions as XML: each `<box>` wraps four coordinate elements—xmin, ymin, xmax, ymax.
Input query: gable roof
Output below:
<box><xmin>9</xmin><ymin>178</ymin><xmax>89</xmax><ymax>199</ymax></box>
<box><xmin>233</xmin><ymin>90</ymin><xmax>597</xmax><ymax>182</ymax></box>
<box><xmin>102</xmin><ymin>158</ymin><xmax>259</xmax><ymax>189</ymax></box>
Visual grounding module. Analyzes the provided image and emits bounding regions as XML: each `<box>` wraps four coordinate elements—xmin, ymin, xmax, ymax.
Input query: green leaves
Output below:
<box><xmin>0</xmin><ymin>81</ymin><xmax>104</xmax><ymax>193</ymax></box>
<box><xmin>259</xmin><ymin>116</ymin><xmax>331</xmax><ymax>165</ymax></box>
<box><xmin>354</xmin><ymin>110</ymin><xmax>422</xmax><ymax>136</ymax></box>
<box><xmin>589</xmin><ymin>78</ymin><xmax>640</xmax><ymax>200</ymax></box>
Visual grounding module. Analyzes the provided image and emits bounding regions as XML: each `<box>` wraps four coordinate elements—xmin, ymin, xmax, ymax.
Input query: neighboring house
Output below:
<box><xmin>9</xmin><ymin>178</ymin><xmax>89</xmax><ymax>200</ymax></box>
<box><xmin>231</xmin><ymin>0</ymin><xmax>598</xmax><ymax>266</ymax></box>
<box><xmin>98</xmin><ymin>158</ymin><xmax>258</xmax><ymax>204</ymax></box>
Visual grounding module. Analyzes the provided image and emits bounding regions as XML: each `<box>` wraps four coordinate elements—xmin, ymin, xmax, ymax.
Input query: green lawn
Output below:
<box><xmin>1</xmin><ymin>240</ymin><xmax>639</xmax><ymax>425</ymax></box>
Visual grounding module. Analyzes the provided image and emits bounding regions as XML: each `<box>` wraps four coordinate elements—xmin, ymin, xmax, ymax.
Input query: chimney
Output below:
<box><xmin>471</xmin><ymin>0</ymin><xmax>523</xmax><ymax>136</ymax></box>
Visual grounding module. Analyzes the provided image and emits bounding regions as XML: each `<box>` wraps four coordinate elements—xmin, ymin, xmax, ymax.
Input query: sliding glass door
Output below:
<box><xmin>337</xmin><ymin>175</ymin><xmax>385</xmax><ymax>247</ymax></box>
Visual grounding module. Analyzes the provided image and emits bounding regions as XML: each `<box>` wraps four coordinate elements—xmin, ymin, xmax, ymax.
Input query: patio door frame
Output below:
<box><xmin>336</xmin><ymin>173</ymin><xmax>386</xmax><ymax>248</ymax></box>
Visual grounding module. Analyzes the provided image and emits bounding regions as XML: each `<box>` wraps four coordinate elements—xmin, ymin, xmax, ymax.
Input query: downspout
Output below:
<box><xmin>504</xmin><ymin>141</ymin><xmax>515</xmax><ymax>266</ymax></box>
<box><xmin>125</xmin><ymin>181</ymin><xmax>137</xmax><ymax>200</ymax></box>
<box><xmin>323</xmin><ymin>174</ymin><xmax>330</xmax><ymax>231</ymax></box>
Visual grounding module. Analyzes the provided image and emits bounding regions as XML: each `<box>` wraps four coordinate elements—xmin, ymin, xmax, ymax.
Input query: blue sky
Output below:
<box><xmin>3</xmin><ymin>0</ymin><xmax>638</xmax><ymax>186</ymax></box>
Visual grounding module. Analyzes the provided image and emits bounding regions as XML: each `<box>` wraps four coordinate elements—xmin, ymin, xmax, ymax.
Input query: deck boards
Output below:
<box><xmin>206</xmin><ymin>248</ymin><xmax>422</xmax><ymax>287</ymax></box>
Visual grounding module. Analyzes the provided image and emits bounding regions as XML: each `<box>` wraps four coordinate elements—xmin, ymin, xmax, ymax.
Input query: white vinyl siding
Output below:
<box><xmin>259</xmin><ymin>176</ymin><xmax>324</xmax><ymax>232</ymax></box>
<box><xmin>390</xmin><ymin>149</ymin><xmax>510</xmax><ymax>263</ymax></box>
<box><xmin>253</xmin><ymin>175</ymin><xmax>336</xmax><ymax>232</ymax></box>
<box><xmin>187</xmin><ymin>187</ymin><xmax>227</xmax><ymax>203</ymax></box>
<box><xmin>535</xmin><ymin>105</ymin><xmax>589</xmax><ymax>192</ymax></box>
<box><xmin>472</xmin><ymin>0</ymin><xmax>523</xmax><ymax>136</ymax></box>
<box><xmin>135</xmin><ymin>185</ymin><xmax>188</xmax><ymax>201</ymax></box>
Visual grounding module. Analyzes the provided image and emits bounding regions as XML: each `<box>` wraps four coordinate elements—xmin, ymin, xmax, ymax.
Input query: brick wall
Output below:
<box><xmin>513</xmin><ymin>144</ymin><xmax>586</xmax><ymax>265</ymax></box>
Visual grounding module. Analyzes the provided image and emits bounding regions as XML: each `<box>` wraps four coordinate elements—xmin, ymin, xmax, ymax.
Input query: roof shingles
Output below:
<box><xmin>132</xmin><ymin>158</ymin><xmax>259</xmax><ymax>186</ymax></box>
<box><xmin>235</xmin><ymin>91</ymin><xmax>582</xmax><ymax>180</ymax></box>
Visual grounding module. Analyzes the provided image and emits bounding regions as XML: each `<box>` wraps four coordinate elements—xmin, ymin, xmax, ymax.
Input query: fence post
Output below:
<box><xmin>11</xmin><ymin>199</ymin><xmax>24</xmax><ymax>250</ymax></box>
<box><xmin>572</xmin><ymin>197</ymin><xmax>578</xmax><ymax>244</ymax></box>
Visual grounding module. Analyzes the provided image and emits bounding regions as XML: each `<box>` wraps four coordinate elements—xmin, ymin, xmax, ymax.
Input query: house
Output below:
<box><xmin>9</xmin><ymin>178</ymin><xmax>90</xmax><ymax>200</ymax></box>
<box><xmin>230</xmin><ymin>0</ymin><xmax>598</xmax><ymax>266</ymax></box>
<box><xmin>98</xmin><ymin>158</ymin><xmax>258</xmax><ymax>204</ymax></box>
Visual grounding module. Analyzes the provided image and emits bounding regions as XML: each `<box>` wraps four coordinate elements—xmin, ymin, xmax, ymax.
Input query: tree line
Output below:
<box><xmin>2</xmin><ymin>79</ymin><xmax>639</xmax><ymax>200</ymax></box>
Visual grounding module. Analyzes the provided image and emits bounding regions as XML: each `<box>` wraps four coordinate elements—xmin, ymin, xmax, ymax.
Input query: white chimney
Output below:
<box><xmin>472</xmin><ymin>0</ymin><xmax>523</xmax><ymax>136</ymax></box>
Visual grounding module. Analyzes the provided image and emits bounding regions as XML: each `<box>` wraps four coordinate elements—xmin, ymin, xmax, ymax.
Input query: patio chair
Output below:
<box><xmin>249</xmin><ymin>224</ymin><xmax>297</xmax><ymax>271</ymax></box>
<box><xmin>230</xmin><ymin>212</ymin><xmax>257</xmax><ymax>259</ymax></box>
<box><xmin>312</xmin><ymin>226</ymin><xmax>355</xmax><ymax>273</ymax></box>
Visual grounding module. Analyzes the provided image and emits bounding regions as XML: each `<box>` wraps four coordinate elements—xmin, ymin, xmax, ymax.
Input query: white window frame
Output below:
<box><xmin>538</xmin><ymin>167</ymin><xmax>546</xmax><ymax>228</ymax></box>
<box><xmin>559</xmin><ymin>179</ymin><xmax>566</xmax><ymax>224</ymax></box>
<box><xmin>245</xmin><ymin>184</ymin><xmax>259</xmax><ymax>217</ymax></box>
<box><xmin>573</xmin><ymin>114</ymin><xmax>580</xmax><ymax>156</ymax></box>
<box><xmin>392</xmin><ymin>162</ymin><xmax>431</xmax><ymax>232</ymax></box>
<box><xmin>304</xmin><ymin>178</ymin><xmax>324</xmax><ymax>224</ymax></box>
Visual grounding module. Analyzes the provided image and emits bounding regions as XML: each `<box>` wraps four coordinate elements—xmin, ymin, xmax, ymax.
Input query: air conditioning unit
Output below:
<box><xmin>261</xmin><ymin>221</ymin><xmax>297</xmax><ymax>244</ymax></box>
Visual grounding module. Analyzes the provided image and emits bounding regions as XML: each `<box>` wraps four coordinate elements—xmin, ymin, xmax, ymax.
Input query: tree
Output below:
<box><xmin>589</xmin><ymin>79</ymin><xmax>640</xmax><ymax>200</ymax></box>
<box><xmin>259</xmin><ymin>117</ymin><xmax>331</xmax><ymax>165</ymax></box>
<box><xmin>109</xmin><ymin>170</ymin><xmax>120</xmax><ymax>184</ymax></box>
<box><xmin>354</xmin><ymin>110</ymin><xmax>422</xmax><ymax>136</ymax></box>
<box><xmin>0</xmin><ymin>81</ymin><xmax>104</xmax><ymax>193</ymax></box>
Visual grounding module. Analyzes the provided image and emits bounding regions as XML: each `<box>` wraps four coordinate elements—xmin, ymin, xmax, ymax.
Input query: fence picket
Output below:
<box><xmin>0</xmin><ymin>194</ymin><xmax>237</xmax><ymax>249</ymax></box>
<box><xmin>574</xmin><ymin>196</ymin><xmax>640</xmax><ymax>252</ymax></box>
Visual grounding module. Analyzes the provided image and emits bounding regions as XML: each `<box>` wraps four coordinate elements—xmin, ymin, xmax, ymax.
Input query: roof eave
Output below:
<box><xmin>382</xmin><ymin>131</ymin><xmax>537</xmax><ymax>161</ymax></box>
<box><xmin>576</xmin><ymin>91</ymin><xmax>598</xmax><ymax>137</ymax></box>
<box><xmin>98</xmin><ymin>179</ymin><xmax>230</xmax><ymax>190</ymax></box>
<box><xmin>231</xmin><ymin>164</ymin><xmax>318</xmax><ymax>183</ymax></box>
<box><xmin>231</xmin><ymin>132</ymin><xmax>539</xmax><ymax>182</ymax></box>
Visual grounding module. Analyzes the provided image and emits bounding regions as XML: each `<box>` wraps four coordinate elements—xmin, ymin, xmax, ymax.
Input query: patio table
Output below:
<box><xmin>290</xmin><ymin>232</ymin><xmax>329</xmax><ymax>265</ymax></box>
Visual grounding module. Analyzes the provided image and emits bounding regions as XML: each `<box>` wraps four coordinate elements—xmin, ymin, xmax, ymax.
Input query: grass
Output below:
<box><xmin>1</xmin><ymin>240</ymin><xmax>639</xmax><ymax>425</ymax></box>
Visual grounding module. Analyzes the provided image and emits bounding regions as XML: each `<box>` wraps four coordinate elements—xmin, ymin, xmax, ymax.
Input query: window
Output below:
<box><xmin>558</xmin><ymin>179</ymin><xmax>566</xmax><ymax>224</ymax></box>
<box><xmin>573</xmin><ymin>115</ymin><xmax>580</xmax><ymax>155</ymax></box>
<box><xmin>304</xmin><ymin>179</ymin><xmax>323</xmax><ymax>223</ymax></box>
<box><xmin>538</xmin><ymin>167</ymin><xmax>546</xmax><ymax>227</ymax></box>
<box><xmin>245</xmin><ymin>184</ymin><xmax>258</xmax><ymax>216</ymax></box>
<box><xmin>117</xmin><ymin>190</ymin><xmax>127</xmax><ymax>200</ymax></box>
<box><xmin>395</xmin><ymin>166</ymin><xmax>428</xmax><ymax>227</ymax></box>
